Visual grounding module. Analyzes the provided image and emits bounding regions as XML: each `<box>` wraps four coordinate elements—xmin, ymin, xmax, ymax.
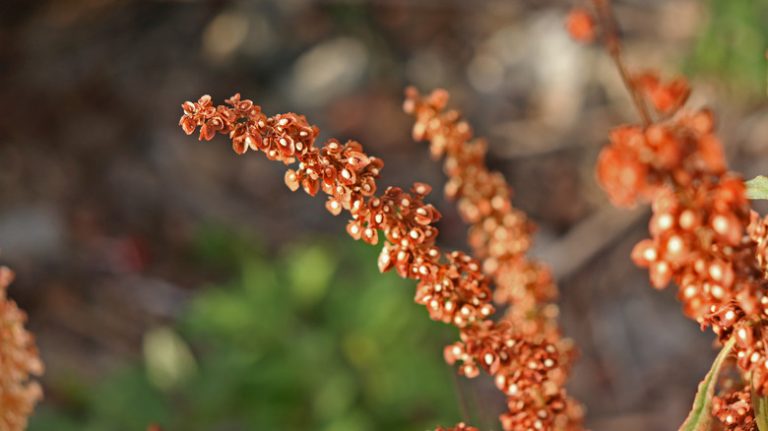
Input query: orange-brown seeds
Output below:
<box><xmin>406</xmin><ymin>88</ymin><xmax>582</xmax><ymax>430</ymax></box>
<box><xmin>565</xmin><ymin>8</ymin><xmax>596</xmax><ymax>43</ymax></box>
<box><xmin>0</xmin><ymin>267</ymin><xmax>44</xmax><ymax>431</ymax></box>
<box><xmin>596</xmin><ymin>65</ymin><xmax>768</xmax><ymax>426</ymax></box>
<box><xmin>180</xmin><ymin>92</ymin><xmax>583</xmax><ymax>431</ymax></box>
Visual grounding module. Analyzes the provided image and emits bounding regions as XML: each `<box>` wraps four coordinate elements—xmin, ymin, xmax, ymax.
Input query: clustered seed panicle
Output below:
<box><xmin>589</xmin><ymin>38</ymin><xmax>768</xmax><ymax>431</ymax></box>
<box><xmin>0</xmin><ymin>267</ymin><xmax>44</xmax><ymax>431</ymax></box>
<box><xmin>567</xmin><ymin>3</ymin><xmax>768</xmax><ymax>427</ymax></box>
<box><xmin>179</xmin><ymin>93</ymin><xmax>584</xmax><ymax>431</ymax></box>
<box><xmin>405</xmin><ymin>88</ymin><xmax>582</xmax><ymax>430</ymax></box>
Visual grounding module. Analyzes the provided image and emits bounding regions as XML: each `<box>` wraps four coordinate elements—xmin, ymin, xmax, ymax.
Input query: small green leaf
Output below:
<box><xmin>753</xmin><ymin>386</ymin><xmax>768</xmax><ymax>431</ymax></box>
<box><xmin>143</xmin><ymin>326</ymin><xmax>198</xmax><ymax>391</ymax></box>
<box><xmin>679</xmin><ymin>336</ymin><xmax>736</xmax><ymax>431</ymax></box>
<box><xmin>746</xmin><ymin>176</ymin><xmax>768</xmax><ymax>200</ymax></box>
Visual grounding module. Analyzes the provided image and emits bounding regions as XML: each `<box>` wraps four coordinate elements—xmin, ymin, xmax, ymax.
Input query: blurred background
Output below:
<box><xmin>2</xmin><ymin>0</ymin><xmax>768</xmax><ymax>429</ymax></box>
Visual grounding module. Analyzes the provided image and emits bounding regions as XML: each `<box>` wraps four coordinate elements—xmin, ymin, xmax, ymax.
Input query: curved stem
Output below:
<box><xmin>592</xmin><ymin>0</ymin><xmax>652</xmax><ymax>126</ymax></box>
<box><xmin>450</xmin><ymin>367</ymin><xmax>471</xmax><ymax>424</ymax></box>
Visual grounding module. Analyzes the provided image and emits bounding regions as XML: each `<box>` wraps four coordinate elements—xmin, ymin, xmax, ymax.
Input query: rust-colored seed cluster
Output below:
<box><xmin>405</xmin><ymin>88</ymin><xmax>582</xmax><ymax>429</ymax></box>
<box><xmin>594</xmin><ymin>61</ymin><xmax>768</xmax><ymax>431</ymax></box>
<box><xmin>712</xmin><ymin>387</ymin><xmax>757</xmax><ymax>431</ymax></box>
<box><xmin>567</xmin><ymin>4</ymin><xmax>768</xmax><ymax>427</ymax></box>
<box><xmin>179</xmin><ymin>93</ymin><xmax>583</xmax><ymax>430</ymax></box>
<box><xmin>0</xmin><ymin>267</ymin><xmax>44</xmax><ymax>431</ymax></box>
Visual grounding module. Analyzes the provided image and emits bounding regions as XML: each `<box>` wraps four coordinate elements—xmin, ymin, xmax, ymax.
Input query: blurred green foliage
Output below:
<box><xmin>687</xmin><ymin>0</ymin><xmax>768</xmax><ymax>98</ymax></box>
<box><xmin>31</xmin><ymin>227</ymin><xmax>461</xmax><ymax>431</ymax></box>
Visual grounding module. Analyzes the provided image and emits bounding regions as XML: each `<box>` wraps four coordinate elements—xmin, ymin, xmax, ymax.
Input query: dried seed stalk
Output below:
<box><xmin>577</xmin><ymin>1</ymin><xmax>768</xmax><ymax>428</ymax></box>
<box><xmin>405</xmin><ymin>88</ymin><xmax>583</xmax><ymax>429</ymax></box>
<box><xmin>179</xmin><ymin>92</ymin><xmax>584</xmax><ymax>430</ymax></box>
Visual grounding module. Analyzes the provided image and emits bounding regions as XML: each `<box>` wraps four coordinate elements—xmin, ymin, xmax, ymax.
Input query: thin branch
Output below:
<box><xmin>543</xmin><ymin>204</ymin><xmax>647</xmax><ymax>282</ymax></box>
<box><xmin>450</xmin><ymin>367</ymin><xmax>472</xmax><ymax>424</ymax></box>
<box><xmin>591</xmin><ymin>0</ymin><xmax>652</xmax><ymax>126</ymax></box>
